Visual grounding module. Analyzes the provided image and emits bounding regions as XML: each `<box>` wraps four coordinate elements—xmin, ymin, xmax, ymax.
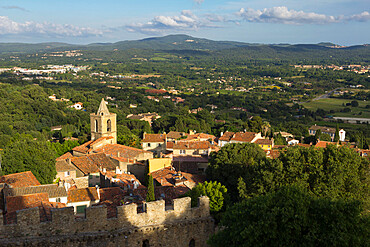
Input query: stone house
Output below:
<box><xmin>141</xmin><ymin>133</ymin><xmax>167</xmax><ymax>154</ymax></box>
<box><xmin>67</xmin><ymin>187</ymin><xmax>100</xmax><ymax>214</ymax></box>
<box><xmin>309</xmin><ymin>125</ymin><xmax>346</xmax><ymax>141</ymax></box>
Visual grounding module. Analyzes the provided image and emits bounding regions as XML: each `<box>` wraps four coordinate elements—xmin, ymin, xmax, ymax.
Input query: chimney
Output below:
<box><xmin>220</xmin><ymin>132</ymin><xmax>224</xmax><ymax>137</ymax></box>
<box><xmin>116</xmin><ymin>166</ymin><xmax>122</xmax><ymax>174</ymax></box>
<box><xmin>96</xmin><ymin>185</ymin><xmax>100</xmax><ymax>200</ymax></box>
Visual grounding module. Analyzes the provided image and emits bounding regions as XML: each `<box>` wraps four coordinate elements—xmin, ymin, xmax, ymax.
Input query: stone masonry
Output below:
<box><xmin>0</xmin><ymin>197</ymin><xmax>214</xmax><ymax>247</ymax></box>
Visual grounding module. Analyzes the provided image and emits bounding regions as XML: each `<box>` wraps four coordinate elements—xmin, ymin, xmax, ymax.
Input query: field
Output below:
<box><xmin>302</xmin><ymin>98</ymin><xmax>370</xmax><ymax>118</ymax></box>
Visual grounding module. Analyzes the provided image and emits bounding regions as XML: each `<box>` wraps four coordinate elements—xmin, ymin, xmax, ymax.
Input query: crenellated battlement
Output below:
<box><xmin>0</xmin><ymin>196</ymin><xmax>211</xmax><ymax>242</ymax></box>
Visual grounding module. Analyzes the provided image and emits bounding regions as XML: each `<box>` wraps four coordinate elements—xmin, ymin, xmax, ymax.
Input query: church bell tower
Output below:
<box><xmin>90</xmin><ymin>98</ymin><xmax>117</xmax><ymax>143</ymax></box>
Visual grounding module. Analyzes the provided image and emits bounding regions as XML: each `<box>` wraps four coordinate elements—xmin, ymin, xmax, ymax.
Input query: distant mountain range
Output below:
<box><xmin>0</xmin><ymin>34</ymin><xmax>368</xmax><ymax>54</ymax></box>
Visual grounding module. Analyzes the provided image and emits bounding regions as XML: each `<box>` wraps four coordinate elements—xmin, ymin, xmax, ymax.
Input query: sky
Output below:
<box><xmin>0</xmin><ymin>0</ymin><xmax>369</xmax><ymax>45</ymax></box>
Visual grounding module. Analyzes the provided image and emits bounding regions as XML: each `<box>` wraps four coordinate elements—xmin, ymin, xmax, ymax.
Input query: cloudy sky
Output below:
<box><xmin>0</xmin><ymin>0</ymin><xmax>369</xmax><ymax>45</ymax></box>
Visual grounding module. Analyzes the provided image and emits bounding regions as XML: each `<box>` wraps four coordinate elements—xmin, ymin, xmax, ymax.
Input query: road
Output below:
<box><xmin>312</xmin><ymin>88</ymin><xmax>343</xmax><ymax>101</ymax></box>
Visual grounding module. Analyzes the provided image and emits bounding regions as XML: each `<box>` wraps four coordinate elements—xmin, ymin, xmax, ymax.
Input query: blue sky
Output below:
<box><xmin>0</xmin><ymin>0</ymin><xmax>369</xmax><ymax>45</ymax></box>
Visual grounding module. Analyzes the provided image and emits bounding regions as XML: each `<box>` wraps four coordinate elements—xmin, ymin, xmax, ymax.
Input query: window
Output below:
<box><xmin>76</xmin><ymin>205</ymin><xmax>87</xmax><ymax>214</ymax></box>
<box><xmin>189</xmin><ymin>239</ymin><xmax>195</xmax><ymax>247</ymax></box>
<box><xmin>56</xmin><ymin>198</ymin><xmax>61</xmax><ymax>203</ymax></box>
<box><xmin>142</xmin><ymin>239</ymin><xmax>150</xmax><ymax>247</ymax></box>
<box><xmin>64</xmin><ymin>171</ymin><xmax>70</xmax><ymax>177</ymax></box>
<box><xmin>89</xmin><ymin>175</ymin><xmax>93</xmax><ymax>179</ymax></box>
<box><xmin>95</xmin><ymin>120</ymin><xmax>98</xmax><ymax>132</ymax></box>
<box><xmin>180</xmin><ymin>150</ymin><xmax>185</xmax><ymax>154</ymax></box>
<box><xmin>107</xmin><ymin>119</ymin><xmax>111</xmax><ymax>132</ymax></box>
<box><xmin>147</xmin><ymin>143</ymin><xmax>151</xmax><ymax>147</ymax></box>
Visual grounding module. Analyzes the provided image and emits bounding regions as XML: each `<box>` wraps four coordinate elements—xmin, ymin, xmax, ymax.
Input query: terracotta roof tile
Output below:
<box><xmin>0</xmin><ymin>171</ymin><xmax>41</xmax><ymax>188</ymax></box>
<box><xmin>71</xmin><ymin>152</ymin><xmax>116</xmax><ymax>175</ymax></box>
<box><xmin>55</xmin><ymin>159</ymin><xmax>78</xmax><ymax>172</ymax></box>
<box><xmin>5</xmin><ymin>195</ymin><xmax>66</xmax><ymax>224</ymax></box>
<box><xmin>309</xmin><ymin>125</ymin><xmax>336</xmax><ymax>134</ymax></box>
<box><xmin>6</xmin><ymin>192</ymin><xmax>49</xmax><ymax>213</ymax></box>
<box><xmin>173</xmin><ymin>141</ymin><xmax>213</xmax><ymax>150</ymax></box>
<box><xmin>231</xmin><ymin>132</ymin><xmax>258</xmax><ymax>142</ymax></box>
<box><xmin>265</xmin><ymin>150</ymin><xmax>280</xmax><ymax>159</ymax></box>
<box><xmin>167</xmin><ymin>131</ymin><xmax>186</xmax><ymax>140</ymax></box>
<box><xmin>150</xmin><ymin>167</ymin><xmax>205</xmax><ymax>187</ymax></box>
<box><xmin>94</xmin><ymin>144</ymin><xmax>152</xmax><ymax>159</ymax></box>
<box><xmin>179</xmin><ymin>133</ymin><xmax>216</xmax><ymax>142</ymax></box>
<box><xmin>142</xmin><ymin>133</ymin><xmax>166</xmax><ymax>143</ymax></box>
<box><xmin>255</xmin><ymin>138</ymin><xmax>273</xmax><ymax>145</ymax></box>
<box><xmin>103</xmin><ymin>171</ymin><xmax>144</xmax><ymax>190</ymax></box>
<box><xmin>72</xmin><ymin>137</ymin><xmax>113</xmax><ymax>154</ymax></box>
<box><xmin>67</xmin><ymin>187</ymin><xmax>99</xmax><ymax>203</ymax></box>
<box><xmin>55</xmin><ymin>152</ymin><xmax>73</xmax><ymax>161</ymax></box>
<box><xmin>218</xmin><ymin>131</ymin><xmax>235</xmax><ymax>142</ymax></box>
<box><xmin>315</xmin><ymin>141</ymin><xmax>337</xmax><ymax>148</ymax></box>
<box><xmin>4</xmin><ymin>184</ymin><xmax>67</xmax><ymax>198</ymax></box>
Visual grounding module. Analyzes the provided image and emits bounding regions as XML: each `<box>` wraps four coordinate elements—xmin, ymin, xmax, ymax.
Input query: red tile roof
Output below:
<box><xmin>231</xmin><ymin>132</ymin><xmax>258</xmax><ymax>142</ymax></box>
<box><xmin>5</xmin><ymin>194</ymin><xmax>66</xmax><ymax>224</ymax></box>
<box><xmin>309</xmin><ymin>125</ymin><xmax>336</xmax><ymax>134</ymax></box>
<box><xmin>315</xmin><ymin>141</ymin><xmax>337</xmax><ymax>148</ymax></box>
<box><xmin>72</xmin><ymin>137</ymin><xmax>114</xmax><ymax>154</ymax></box>
<box><xmin>6</xmin><ymin>192</ymin><xmax>49</xmax><ymax>213</ymax></box>
<box><xmin>150</xmin><ymin>167</ymin><xmax>205</xmax><ymax>187</ymax></box>
<box><xmin>103</xmin><ymin>171</ymin><xmax>144</xmax><ymax>190</ymax></box>
<box><xmin>167</xmin><ymin>131</ymin><xmax>186</xmax><ymax>140</ymax></box>
<box><xmin>67</xmin><ymin>187</ymin><xmax>99</xmax><ymax>203</ymax></box>
<box><xmin>173</xmin><ymin>141</ymin><xmax>212</xmax><ymax>150</ymax></box>
<box><xmin>55</xmin><ymin>152</ymin><xmax>73</xmax><ymax>161</ymax></box>
<box><xmin>255</xmin><ymin>138</ymin><xmax>273</xmax><ymax>145</ymax></box>
<box><xmin>179</xmin><ymin>133</ymin><xmax>216</xmax><ymax>142</ymax></box>
<box><xmin>218</xmin><ymin>131</ymin><xmax>235</xmax><ymax>142</ymax></box>
<box><xmin>71</xmin><ymin>152</ymin><xmax>116</xmax><ymax>175</ymax></box>
<box><xmin>142</xmin><ymin>133</ymin><xmax>166</xmax><ymax>143</ymax></box>
<box><xmin>0</xmin><ymin>171</ymin><xmax>41</xmax><ymax>188</ymax></box>
<box><xmin>265</xmin><ymin>150</ymin><xmax>280</xmax><ymax>159</ymax></box>
<box><xmin>94</xmin><ymin>144</ymin><xmax>152</xmax><ymax>159</ymax></box>
<box><xmin>298</xmin><ymin>143</ymin><xmax>312</xmax><ymax>148</ymax></box>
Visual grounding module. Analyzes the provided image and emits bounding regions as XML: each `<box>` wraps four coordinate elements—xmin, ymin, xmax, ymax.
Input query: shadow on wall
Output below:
<box><xmin>0</xmin><ymin>196</ymin><xmax>214</xmax><ymax>247</ymax></box>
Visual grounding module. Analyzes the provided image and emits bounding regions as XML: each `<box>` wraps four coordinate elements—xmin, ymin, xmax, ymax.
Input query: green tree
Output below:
<box><xmin>146</xmin><ymin>174</ymin><xmax>155</xmax><ymax>202</ymax></box>
<box><xmin>2</xmin><ymin>135</ymin><xmax>57</xmax><ymax>184</ymax></box>
<box><xmin>206</xmin><ymin>143</ymin><xmax>266</xmax><ymax>201</ymax></box>
<box><xmin>351</xmin><ymin>100</ymin><xmax>359</xmax><ymax>107</ymax></box>
<box><xmin>334</xmin><ymin>123</ymin><xmax>340</xmax><ymax>142</ymax></box>
<box><xmin>185</xmin><ymin>181</ymin><xmax>228</xmax><ymax>213</ymax></box>
<box><xmin>209</xmin><ymin>186</ymin><xmax>369</xmax><ymax>247</ymax></box>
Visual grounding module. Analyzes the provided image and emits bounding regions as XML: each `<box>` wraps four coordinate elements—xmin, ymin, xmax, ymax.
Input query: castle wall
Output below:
<box><xmin>0</xmin><ymin>197</ymin><xmax>214</xmax><ymax>246</ymax></box>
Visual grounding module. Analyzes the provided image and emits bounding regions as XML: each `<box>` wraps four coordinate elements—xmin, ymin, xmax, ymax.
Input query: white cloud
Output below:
<box><xmin>126</xmin><ymin>10</ymin><xmax>219</xmax><ymax>35</ymax></box>
<box><xmin>345</xmin><ymin>11</ymin><xmax>370</xmax><ymax>22</ymax></box>
<box><xmin>238</xmin><ymin>6</ymin><xmax>337</xmax><ymax>24</ymax></box>
<box><xmin>1</xmin><ymin>6</ymin><xmax>28</xmax><ymax>12</ymax></box>
<box><xmin>0</xmin><ymin>16</ymin><xmax>103</xmax><ymax>37</ymax></box>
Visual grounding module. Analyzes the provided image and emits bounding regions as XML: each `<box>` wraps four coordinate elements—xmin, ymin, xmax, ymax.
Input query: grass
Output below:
<box><xmin>302</xmin><ymin>98</ymin><xmax>370</xmax><ymax>118</ymax></box>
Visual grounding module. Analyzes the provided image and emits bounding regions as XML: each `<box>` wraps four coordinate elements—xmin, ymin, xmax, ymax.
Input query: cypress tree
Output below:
<box><xmin>334</xmin><ymin>124</ymin><xmax>339</xmax><ymax>142</ymax></box>
<box><xmin>146</xmin><ymin>174</ymin><xmax>155</xmax><ymax>202</ymax></box>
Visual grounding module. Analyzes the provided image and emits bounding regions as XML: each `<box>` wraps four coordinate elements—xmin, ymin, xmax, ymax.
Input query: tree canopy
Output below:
<box><xmin>209</xmin><ymin>186</ymin><xmax>369</xmax><ymax>247</ymax></box>
<box><xmin>206</xmin><ymin>143</ymin><xmax>266</xmax><ymax>201</ymax></box>
<box><xmin>1</xmin><ymin>134</ymin><xmax>57</xmax><ymax>184</ymax></box>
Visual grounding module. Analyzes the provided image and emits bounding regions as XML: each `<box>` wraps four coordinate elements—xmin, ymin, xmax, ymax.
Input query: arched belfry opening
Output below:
<box><xmin>90</xmin><ymin>98</ymin><xmax>117</xmax><ymax>143</ymax></box>
<box><xmin>107</xmin><ymin>119</ymin><xmax>111</xmax><ymax>132</ymax></box>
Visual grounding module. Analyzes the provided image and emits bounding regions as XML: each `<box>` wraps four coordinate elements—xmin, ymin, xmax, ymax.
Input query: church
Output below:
<box><xmin>55</xmin><ymin>99</ymin><xmax>153</xmax><ymax>188</ymax></box>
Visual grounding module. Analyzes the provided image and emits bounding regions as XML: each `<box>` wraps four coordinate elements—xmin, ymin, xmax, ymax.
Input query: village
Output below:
<box><xmin>0</xmin><ymin>98</ymin><xmax>368</xmax><ymax>225</ymax></box>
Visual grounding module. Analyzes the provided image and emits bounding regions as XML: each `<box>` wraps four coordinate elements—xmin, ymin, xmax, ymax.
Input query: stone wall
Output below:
<box><xmin>0</xmin><ymin>197</ymin><xmax>214</xmax><ymax>247</ymax></box>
